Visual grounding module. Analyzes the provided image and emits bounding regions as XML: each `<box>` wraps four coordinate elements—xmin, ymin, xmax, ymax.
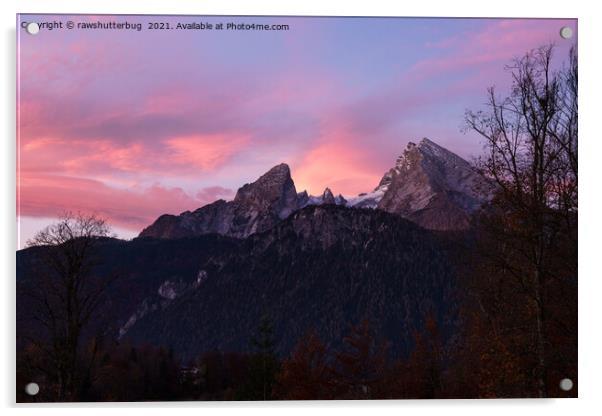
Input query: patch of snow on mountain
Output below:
<box><xmin>346</xmin><ymin>188</ymin><xmax>386</xmax><ymax>209</ymax></box>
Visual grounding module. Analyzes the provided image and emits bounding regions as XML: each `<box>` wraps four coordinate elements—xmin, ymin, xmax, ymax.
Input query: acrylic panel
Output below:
<box><xmin>16</xmin><ymin>14</ymin><xmax>578</xmax><ymax>402</ymax></box>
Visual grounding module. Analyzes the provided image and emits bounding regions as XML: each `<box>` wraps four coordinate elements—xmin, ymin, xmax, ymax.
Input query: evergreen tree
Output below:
<box><xmin>236</xmin><ymin>313</ymin><xmax>280</xmax><ymax>400</ymax></box>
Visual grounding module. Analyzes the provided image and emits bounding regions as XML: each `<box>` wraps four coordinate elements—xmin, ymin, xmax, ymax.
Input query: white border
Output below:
<box><xmin>2</xmin><ymin>1</ymin><xmax>600</xmax><ymax>414</ymax></box>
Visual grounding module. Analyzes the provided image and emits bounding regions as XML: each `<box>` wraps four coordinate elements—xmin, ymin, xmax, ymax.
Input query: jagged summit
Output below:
<box><xmin>418</xmin><ymin>137</ymin><xmax>439</xmax><ymax>148</ymax></box>
<box><xmin>235</xmin><ymin>163</ymin><xmax>292</xmax><ymax>201</ymax></box>
<box><xmin>375</xmin><ymin>137</ymin><xmax>494</xmax><ymax>230</ymax></box>
<box><xmin>321</xmin><ymin>187</ymin><xmax>335</xmax><ymax>204</ymax></box>
<box><xmin>233</xmin><ymin>162</ymin><xmax>298</xmax><ymax>220</ymax></box>
<box><xmin>139</xmin><ymin>163</ymin><xmax>299</xmax><ymax>239</ymax></box>
<box><xmin>375</xmin><ymin>138</ymin><xmax>466</xmax><ymax>190</ymax></box>
<box><xmin>345</xmin><ymin>137</ymin><xmax>494</xmax><ymax>229</ymax></box>
<box><xmin>416</xmin><ymin>138</ymin><xmax>475</xmax><ymax>171</ymax></box>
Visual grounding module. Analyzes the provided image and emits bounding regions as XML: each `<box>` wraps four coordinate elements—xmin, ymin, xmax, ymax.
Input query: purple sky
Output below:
<box><xmin>17</xmin><ymin>15</ymin><xmax>577</xmax><ymax>247</ymax></box>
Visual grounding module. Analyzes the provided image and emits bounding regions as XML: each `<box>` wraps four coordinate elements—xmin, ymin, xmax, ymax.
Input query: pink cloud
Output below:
<box><xmin>292</xmin><ymin>128</ymin><xmax>384</xmax><ymax>196</ymax></box>
<box><xmin>18</xmin><ymin>174</ymin><xmax>232</xmax><ymax>231</ymax></box>
<box><xmin>19</xmin><ymin>133</ymin><xmax>251</xmax><ymax>179</ymax></box>
<box><xmin>165</xmin><ymin>134</ymin><xmax>250</xmax><ymax>171</ymax></box>
<box><xmin>17</xmin><ymin>70</ymin><xmax>320</xmax><ymax>181</ymax></box>
<box><xmin>19</xmin><ymin>137</ymin><xmax>149</xmax><ymax>177</ymax></box>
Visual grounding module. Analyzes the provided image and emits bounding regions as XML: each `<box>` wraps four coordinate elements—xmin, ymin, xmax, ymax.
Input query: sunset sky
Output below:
<box><xmin>17</xmin><ymin>15</ymin><xmax>577</xmax><ymax>247</ymax></box>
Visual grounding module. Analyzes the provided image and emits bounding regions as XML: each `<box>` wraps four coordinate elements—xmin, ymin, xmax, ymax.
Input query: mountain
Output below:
<box><xmin>139</xmin><ymin>163</ymin><xmax>299</xmax><ymax>239</ymax></box>
<box><xmin>17</xmin><ymin>206</ymin><xmax>459</xmax><ymax>362</ymax></box>
<box><xmin>371</xmin><ymin>138</ymin><xmax>494</xmax><ymax>230</ymax></box>
<box><xmin>139</xmin><ymin>138</ymin><xmax>492</xmax><ymax>238</ymax></box>
<box><xmin>123</xmin><ymin>205</ymin><xmax>458</xmax><ymax>361</ymax></box>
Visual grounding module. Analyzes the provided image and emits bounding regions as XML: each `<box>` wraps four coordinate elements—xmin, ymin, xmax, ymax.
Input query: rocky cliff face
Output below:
<box><xmin>375</xmin><ymin>138</ymin><xmax>494</xmax><ymax>230</ymax></box>
<box><xmin>139</xmin><ymin>164</ymin><xmax>299</xmax><ymax>239</ymax></box>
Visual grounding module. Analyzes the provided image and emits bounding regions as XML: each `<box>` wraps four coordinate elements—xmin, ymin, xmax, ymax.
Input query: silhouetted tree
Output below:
<box><xmin>464</xmin><ymin>44</ymin><xmax>578</xmax><ymax>397</ymax></box>
<box><xmin>274</xmin><ymin>330</ymin><xmax>334</xmax><ymax>399</ymax></box>
<box><xmin>21</xmin><ymin>212</ymin><xmax>115</xmax><ymax>401</ymax></box>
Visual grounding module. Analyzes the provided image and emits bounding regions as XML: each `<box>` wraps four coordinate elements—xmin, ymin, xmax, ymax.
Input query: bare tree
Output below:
<box><xmin>464</xmin><ymin>44</ymin><xmax>577</xmax><ymax>397</ymax></box>
<box><xmin>23</xmin><ymin>212</ymin><xmax>115</xmax><ymax>401</ymax></box>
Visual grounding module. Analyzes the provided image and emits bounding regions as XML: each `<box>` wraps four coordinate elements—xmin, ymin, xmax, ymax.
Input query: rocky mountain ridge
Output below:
<box><xmin>139</xmin><ymin>138</ymin><xmax>493</xmax><ymax>238</ymax></box>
